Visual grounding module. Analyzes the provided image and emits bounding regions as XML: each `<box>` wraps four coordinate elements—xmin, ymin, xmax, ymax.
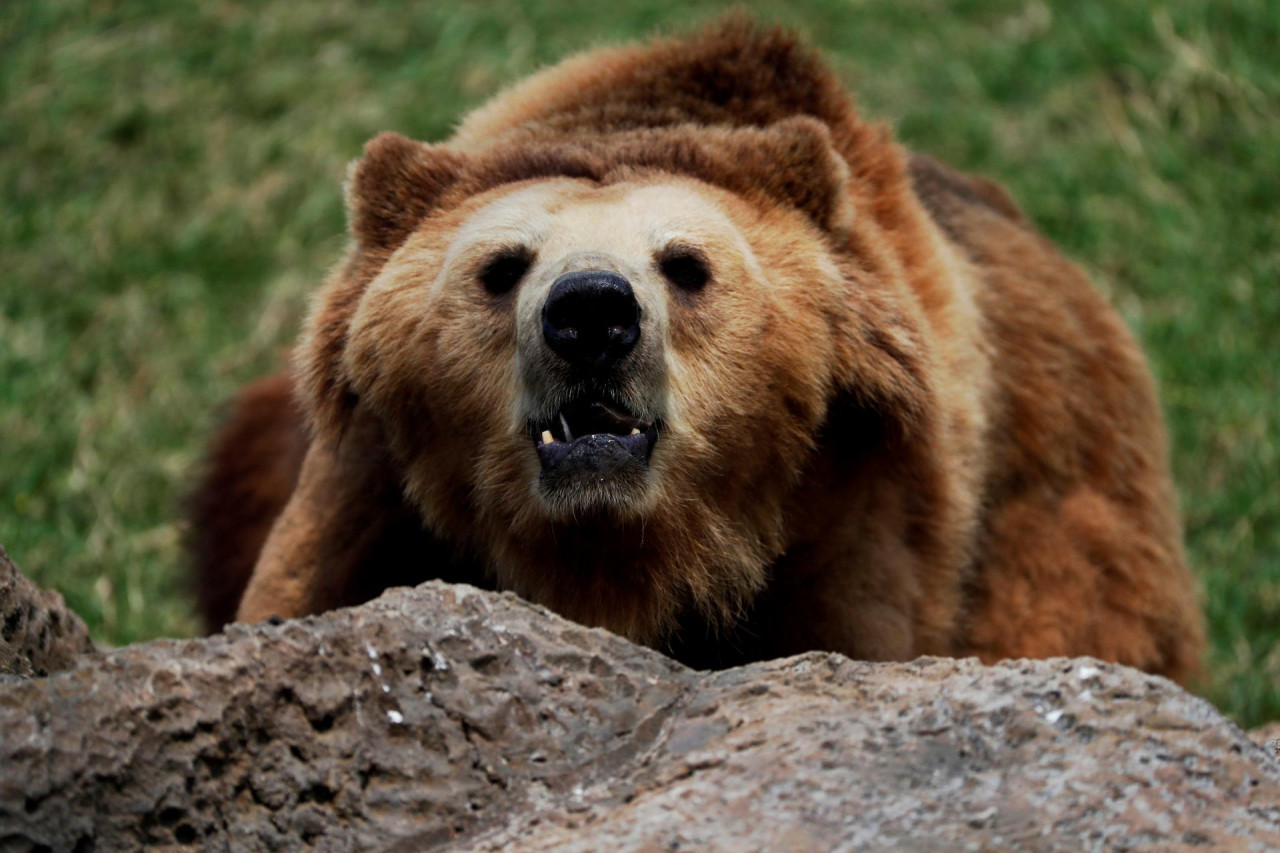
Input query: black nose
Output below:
<box><xmin>542</xmin><ymin>270</ymin><xmax>641</xmax><ymax>371</ymax></box>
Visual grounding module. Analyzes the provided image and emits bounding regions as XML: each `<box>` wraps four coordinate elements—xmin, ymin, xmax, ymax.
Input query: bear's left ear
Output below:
<box><xmin>346</xmin><ymin>132</ymin><xmax>469</xmax><ymax>252</ymax></box>
<box><xmin>723</xmin><ymin>117</ymin><xmax>855</xmax><ymax>237</ymax></box>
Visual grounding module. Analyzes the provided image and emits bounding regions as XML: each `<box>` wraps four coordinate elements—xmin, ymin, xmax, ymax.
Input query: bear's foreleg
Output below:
<box><xmin>235</xmin><ymin>411</ymin><xmax>405</xmax><ymax>623</ymax></box>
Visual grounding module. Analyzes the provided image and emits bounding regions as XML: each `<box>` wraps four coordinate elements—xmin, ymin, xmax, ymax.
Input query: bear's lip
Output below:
<box><xmin>531</xmin><ymin>398</ymin><xmax>659</xmax><ymax>472</ymax></box>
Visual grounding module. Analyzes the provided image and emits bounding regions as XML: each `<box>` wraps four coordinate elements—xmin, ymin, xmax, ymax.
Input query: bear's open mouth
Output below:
<box><xmin>531</xmin><ymin>397</ymin><xmax>659</xmax><ymax>473</ymax></box>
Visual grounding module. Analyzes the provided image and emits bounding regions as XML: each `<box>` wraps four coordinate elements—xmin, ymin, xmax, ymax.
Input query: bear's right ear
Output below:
<box><xmin>346</xmin><ymin>132</ymin><xmax>468</xmax><ymax>252</ymax></box>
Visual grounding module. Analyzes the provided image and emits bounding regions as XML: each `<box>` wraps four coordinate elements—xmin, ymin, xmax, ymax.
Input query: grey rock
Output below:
<box><xmin>0</xmin><ymin>545</ymin><xmax>95</xmax><ymax>679</ymax></box>
<box><xmin>1253</xmin><ymin>723</ymin><xmax>1280</xmax><ymax>760</ymax></box>
<box><xmin>0</xmin><ymin>565</ymin><xmax>1276</xmax><ymax>852</ymax></box>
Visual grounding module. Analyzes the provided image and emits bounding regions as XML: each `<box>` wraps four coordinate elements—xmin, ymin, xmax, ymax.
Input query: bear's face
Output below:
<box><xmin>346</xmin><ymin>175</ymin><xmax>842</xmax><ymax>517</ymax></box>
<box><xmin>301</xmin><ymin>123</ymin><xmax>928</xmax><ymax>642</ymax></box>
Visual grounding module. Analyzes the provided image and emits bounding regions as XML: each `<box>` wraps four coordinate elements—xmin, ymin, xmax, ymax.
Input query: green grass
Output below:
<box><xmin>2</xmin><ymin>0</ymin><xmax>1276</xmax><ymax>725</ymax></box>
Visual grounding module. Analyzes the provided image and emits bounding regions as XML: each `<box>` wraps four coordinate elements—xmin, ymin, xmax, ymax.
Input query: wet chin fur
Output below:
<box><xmin>537</xmin><ymin>457</ymin><xmax>654</xmax><ymax>520</ymax></box>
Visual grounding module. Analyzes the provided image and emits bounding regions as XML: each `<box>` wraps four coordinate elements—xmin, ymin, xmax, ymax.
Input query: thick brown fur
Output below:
<box><xmin>188</xmin><ymin>372</ymin><xmax>308</xmax><ymax>630</ymax></box>
<box><xmin>190</xmin><ymin>18</ymin><xmax>1204</xmax><ymax>684</ymax></box>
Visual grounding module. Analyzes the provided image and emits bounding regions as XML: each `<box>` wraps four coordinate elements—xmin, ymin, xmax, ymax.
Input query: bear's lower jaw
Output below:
<box><xmin>530</xmin><ymin>395</ymin><xmax>661</xmax><ymax>510</ymax></box>
<box><xmin>534</xmin><ymin>448</ymin><xmax>654</xmax><ymax>519</ymax></box>
<box><xmin>535</xmin><ymin>420</ymin><xmax>658</xmax><ymax>468</ymax></box>
<box><xmin>531</xmin><ymin>397</ymin><xmax>658</xmax><ymax>458</ymax></box>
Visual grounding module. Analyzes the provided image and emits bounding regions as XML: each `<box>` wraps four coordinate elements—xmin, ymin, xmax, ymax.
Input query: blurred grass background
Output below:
<box><xmin>1</xmin><ymin>0</ymin><xmax>1277</xmax><ymax>724</ymax></box>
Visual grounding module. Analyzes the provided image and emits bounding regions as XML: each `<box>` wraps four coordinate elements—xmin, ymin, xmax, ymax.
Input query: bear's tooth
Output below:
<box><xmin>541</xmin><ymin>430</ymin><xmax>555</xmax><ymax>445</ymax></box>
<box><xmin>559</xmin><ymin>412</ymin><xmax>574</xmax><ymax>442</ymax></box>
<box><xmin>630</xmin><ymin>428</ymin><xmax>640</xmax><ymax>435</ymax></box>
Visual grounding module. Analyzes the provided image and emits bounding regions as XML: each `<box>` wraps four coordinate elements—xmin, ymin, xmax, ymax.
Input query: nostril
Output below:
<box><xmin>542</xmin><ymin>270</ymin><xmax>641</xmax><ymax>371</ymax></box>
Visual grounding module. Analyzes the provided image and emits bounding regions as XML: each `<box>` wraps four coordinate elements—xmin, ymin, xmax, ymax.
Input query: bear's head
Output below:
<box><xmin>299</xmin><ymin>117</ymin><xmax>932</xmax><ymax>645</ymax></box>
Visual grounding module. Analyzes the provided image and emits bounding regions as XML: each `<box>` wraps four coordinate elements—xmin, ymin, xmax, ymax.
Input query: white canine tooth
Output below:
<box><xmin>630</xmin><ymin>428</ymin><xmax>640</xmax><ymax>435</ymax></box>
<box><xmin>541</xmin><ymin>430</ymin><xmax>555</xmax><ymax>445</ymax></box>
<box><xmin>559</xmin><ymin>412</ymin><xmax>574</xmax><ymax>442</ymax></box>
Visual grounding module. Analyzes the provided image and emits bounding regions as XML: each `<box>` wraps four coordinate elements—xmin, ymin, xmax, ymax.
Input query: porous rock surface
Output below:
<box><xmin>0</xmin><ymin>545</ymin><xmax>95</xmax><ymax>679</ymax></box>
<box><xmin>0</xmin><ymin>566</ymin><xmax>1277</xmax><ymax>852</ymax></box>
<box><xmin>1254</xmin><ymin>723</ymin><xmax>1280</xmax><ymax>760</ymax></box>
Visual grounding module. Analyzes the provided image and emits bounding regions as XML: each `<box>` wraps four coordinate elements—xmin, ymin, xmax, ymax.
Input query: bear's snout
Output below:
<box><xmin>541</xmin><ymin>270</ymin><xmax>641</xmax><ymax>373</ymax></box>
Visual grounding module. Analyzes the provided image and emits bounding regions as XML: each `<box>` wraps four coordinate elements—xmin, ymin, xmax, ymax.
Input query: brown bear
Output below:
<box><xmin>189</xmin><ymin>18</ymin><xmax>1205</xmax><ymax>683</ymax></box>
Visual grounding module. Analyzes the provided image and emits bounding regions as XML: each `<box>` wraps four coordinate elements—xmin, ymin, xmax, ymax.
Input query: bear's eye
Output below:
<box><xmin>657</xmin><ymin>245</ymin><xmax>710</xmax><ymax>291</ymax></box>
<box><xmin>479</xmin><ymin>249</ymin><xmax>533</xmax><ymax>295</ymax></box>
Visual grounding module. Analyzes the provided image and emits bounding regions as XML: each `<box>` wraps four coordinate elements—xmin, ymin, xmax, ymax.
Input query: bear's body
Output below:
<box><xmin>191</xmin><ymin>20</ymin><xmax>1204</xmax><ymax>682</ymax></box>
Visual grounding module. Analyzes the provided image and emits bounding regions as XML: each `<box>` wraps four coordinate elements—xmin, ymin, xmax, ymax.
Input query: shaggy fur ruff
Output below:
<box><xmin>190</xmin><ymin>17</ymin><xmax>1204</xmax><ymax>683</ymax></box>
